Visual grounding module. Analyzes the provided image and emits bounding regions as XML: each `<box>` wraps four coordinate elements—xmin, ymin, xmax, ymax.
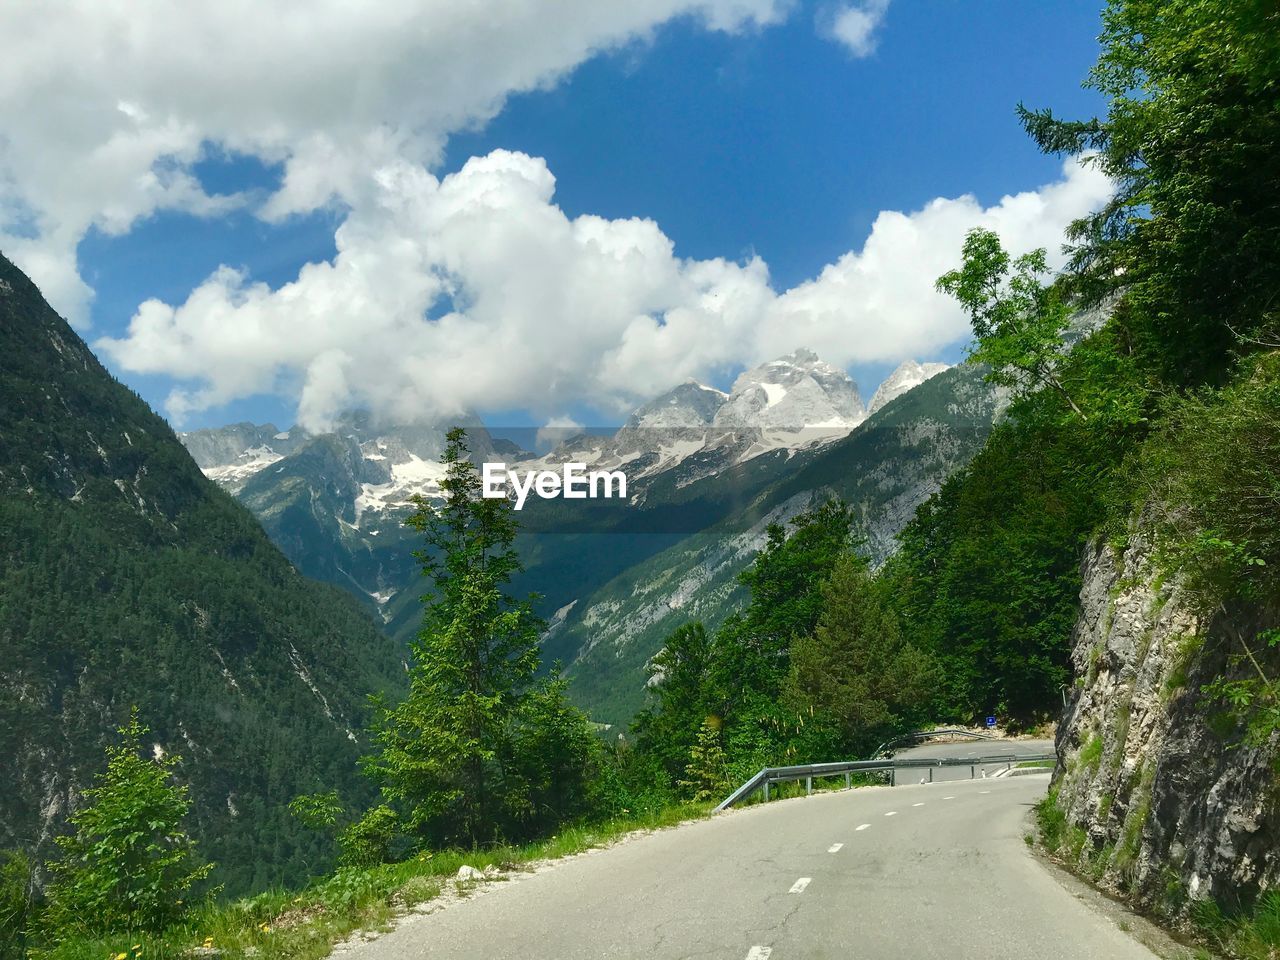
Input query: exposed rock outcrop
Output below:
<box><xmin>1053</xmin><ymin>529</ymin><xmax>1280</xmax><ymax>914</ymax></box>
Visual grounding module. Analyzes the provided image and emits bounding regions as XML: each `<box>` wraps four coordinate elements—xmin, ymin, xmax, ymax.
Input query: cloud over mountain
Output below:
<box><xmin>98</xmin><ymin>151</ymin><xmax>1111</xmax><ymax>430</ymax></box>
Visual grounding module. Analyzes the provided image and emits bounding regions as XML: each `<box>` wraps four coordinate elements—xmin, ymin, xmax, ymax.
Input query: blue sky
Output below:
<box><xmin>10</xmin><ymin>1</ymin><xmax>1108</xmax><ymax>432</ymax></box>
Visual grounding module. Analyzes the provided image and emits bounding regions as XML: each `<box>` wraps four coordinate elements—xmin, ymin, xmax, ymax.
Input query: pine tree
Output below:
<box><xmin>786</xmin><ymin>555</ymin><xmax>936</xmax><ymax>753</ymax></box>
<box><xmin>366</xmin><ymin>428</ymin><xmax>544</xmax><ymax>847</ymax></box>
<box><xmin>678</xmin><ymin>718</ymin><xmax>729</xmax><ymax>802</ymax></box>
<box><xmin>42</xmin><ymin>709</ymin><xmax>212</xmax><ymax>936</ymax></box>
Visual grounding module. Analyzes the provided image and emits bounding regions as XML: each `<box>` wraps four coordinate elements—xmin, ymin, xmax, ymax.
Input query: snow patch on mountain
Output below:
<box><xmin>181</xmin><ymin>351</ymin><xmax>949</xmax><ymax>523</ymax></box>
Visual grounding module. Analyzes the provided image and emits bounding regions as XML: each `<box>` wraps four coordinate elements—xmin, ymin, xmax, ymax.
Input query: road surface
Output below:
<box><xmin>890</xmin><ymin>736</ymin><xmax>1056</xmax><ymax>784</ymax></box>
<box><xmin>337</xmin><ymin>761</ymin><xmax>1155</xmax><ymax>960</ymax></box>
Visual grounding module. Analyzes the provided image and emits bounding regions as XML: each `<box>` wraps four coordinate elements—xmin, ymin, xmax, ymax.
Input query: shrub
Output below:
<box><xmin>41</xmin><ymin>709</ymin><xmax>212</xmax><ymax>937</ymax></box>
<box><xmin>338</xmin><ymin>805</ymin><xmax>399</xmax><ymax>868</ymax></box>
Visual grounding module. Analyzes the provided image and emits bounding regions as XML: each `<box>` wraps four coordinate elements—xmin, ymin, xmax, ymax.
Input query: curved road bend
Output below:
<box><xmin>336</xmin><ymin>767</ymin><xmax>1155</xmax><ymax>959</ymax></box>
<box><xmin>890</xmin><ymin>736</ymin><xmax>1056</xmax><ymax>783</ymax></box>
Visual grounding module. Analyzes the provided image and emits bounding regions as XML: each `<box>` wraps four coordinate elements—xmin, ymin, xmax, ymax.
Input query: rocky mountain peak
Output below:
<box><xmin>867</xmin><ymin>359</ymin><xmax>951</xmax><ymax>415</ymax></box>
<box><xmin>714</xmin><ymin>349</ymin><xmax>866</xmax><ymax>431</ymax></box>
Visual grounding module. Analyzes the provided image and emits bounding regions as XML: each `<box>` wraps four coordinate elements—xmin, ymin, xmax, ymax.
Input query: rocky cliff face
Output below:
<box><xmin>1053</xmin><ymin>531</ymin><xmax>1280</xmax><ymax>915</ymax></box>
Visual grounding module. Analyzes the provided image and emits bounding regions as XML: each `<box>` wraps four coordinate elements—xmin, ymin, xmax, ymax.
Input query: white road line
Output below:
<box><xmin>884</xmin><ymin>811</ymin><xmax>897</xmax><ymax>817</ymax></box>
<box><xmin>789</xmin><ymin>877</ymin><xmax>812</xmax><ymax>894</ymax></box>
<box><xmin>828</xmin><ymin>842</ymin><xmax>844</xmax><ymax>853</ymax></box>
<box><xmin>943</xmin><ymin>796</ymin><xmax>955</xmax><ymax>800</ymax></box>
<box><xmin>856</xmin><ymin>823</ymin><xmax>870</xmax><ymax>831</ymax></box>
<box><xmin>980</xmin><ymin>790</ymin><xmax>991</xmax><ymax>794</ymax></box>
<box><xmin>912</xmin><ymin>802</ymin><xmax>925</xmax><ymax>807</ymax></box>
<box><xmin>745</xmin><ymin>948</ymin><xmax>773</xmax><ymax>960</ymax></box>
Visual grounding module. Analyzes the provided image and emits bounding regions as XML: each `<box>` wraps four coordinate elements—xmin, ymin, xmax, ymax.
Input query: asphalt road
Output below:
<box><xmin>890</xmin><ymin>736</ymin><xmax>1056</xmax><ymax>784</ymax></box>
<box><xmin>337</xmin><ymin>760</ymin><xmax>1156</xmax><ymax>960</ymax></box>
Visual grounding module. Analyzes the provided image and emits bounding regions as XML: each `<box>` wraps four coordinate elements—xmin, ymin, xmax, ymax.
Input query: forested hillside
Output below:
<box><xmin>0</xmin><ymin>254</ymin><xmax>405</xmax><ymax>894</ymax></box>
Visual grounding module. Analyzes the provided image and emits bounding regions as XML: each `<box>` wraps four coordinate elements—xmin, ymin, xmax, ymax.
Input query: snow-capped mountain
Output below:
<box><xmin>180</xmin><ymin>422</ymin><xmax>312</xmax><ymax>488</ymax></box>
<box><xmin>182</xmin><ymin>351</ymin><xmax>943</xmax><ymax>517</ymax></box>
<box><xmin>536</xmin><ymin>349</ymin><xmax>869</xmax><ymax>490</ymax></box>
<box><xmin>714</xmin><ymin>348</ymin><xmax>865</xmax><ymax>431</ymax></box>
<box><xmin>867</xmin><ymin>360</ymin><xmax>950</xmax><ymax>415</ymax></box>
<box><xmin>177</xmin><ymin>350</ymin><xmax>954</xmax><ymax>631</ymax></box>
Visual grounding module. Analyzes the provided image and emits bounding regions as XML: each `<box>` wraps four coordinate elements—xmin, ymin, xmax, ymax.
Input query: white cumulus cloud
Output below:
<box><xmin>822</xmin><ymin>0</ymin><xmax>891</xmax><ymax>58</ymax></box>
<box><xmin>96</xmin><ymin>152</ymin><xmax>1112</xmax><ymax>431</ymax></box>
<box><xmin>0</xmin><ymin>0</ymin><xmax>788</xmax><ymax>324</ymax></box>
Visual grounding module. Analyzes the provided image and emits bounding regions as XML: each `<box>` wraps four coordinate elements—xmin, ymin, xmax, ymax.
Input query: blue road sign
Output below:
<box><xmin>985</xmin><ymin>716</ymin><xmax>996</xmax><ymax>727</ymax></box>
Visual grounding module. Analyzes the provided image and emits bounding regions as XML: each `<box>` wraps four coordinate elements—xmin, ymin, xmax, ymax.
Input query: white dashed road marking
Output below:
<box><xmin>980</xmin><ymin>790</ymin><xmax>991</xmax><ymax>794</ymax></box>
<box><xmin>789</xmin><ymin>877</ymin><xmax>812</xmax><ymax>894</ymax></box>
<box><xmin>884</xmin><ymin>811</ymin><xmax>898</xmax><ymax>817</ymax></box>
<box><xmin>943</xmin><ymin>796</ymin><xmax>955</xmax><ymax>800</ymax></box>
<box><xmin>912</xmin><ymin>802</ymin><xmax>925</xmax><ymax>807</ymax></box>
<box><xmin>856</xmin><ymin>823</ymin><xmax>870</xmax><ymax>831</ymax></box>
<box><xmin>745</xmin><ymin>947</ymin><xmax>773</xmax><ymax>960</ymax></box>
<box><xmin>828</xmin><ymin>843</ymin><xmax>843</xmax><ymax>853</ymax></box>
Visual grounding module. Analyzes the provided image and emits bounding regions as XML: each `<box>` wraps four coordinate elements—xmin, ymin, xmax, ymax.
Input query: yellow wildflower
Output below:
<box><xmin>259</xmin><ymin>923</ymin><xmax>271</xmax><ymax>933</ymax></box>
<box><xmin>115</xmin><ymin>953</ymin><xmax>128</xmax><ymax>960</ymax></box>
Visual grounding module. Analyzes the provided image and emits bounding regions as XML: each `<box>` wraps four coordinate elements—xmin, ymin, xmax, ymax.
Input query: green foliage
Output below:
<box><xmin>365</xmin><ymin>428</ymin><xmax>595</xmax><ymax>849</ymax></box>
<box><xmin>42</xmin><ymin>710</ymin><xmax>212</xmax><ymax>937</ymax></box>
<box><xmin>1195</xmin><ymin>892</ymin><xmax>1280</xmax><ymax>960</ymax></box>
<box><xmin>337</xmin><ymin>806</ymin><xmax>398</xmax><ymax>869</ymax></box>
<box><xmin>634</xmin><ymin>500</ymin><xmax>874</xmax><ymax>787</ymax></box>
<box><xmin>882</xmin><ymin>405</ymin><xmax>1111</xmax><ymax>721</ymax></box>
<box><xmin>677</xmin><ymin>720</ymin><xmax>730</xmax><ymax>802</ymax></box>
<box><xmin>729</xmin><ymin>499</ymin><xmax>862</xmax><ymax>701</ymax></box>
<box><xmin>0</xmin><ymin>850</ymin><xmax>34</xmax><ymax>960</ymax></box>
<box><xmin>1078</xmin><ymin>733</ymin><xmax>1104</xmax><ymax>772</ymax></box>
<box><xmin>937</xmin><ymin>228</ymin><xmax>1081</xmax><ymax>418</ymax></box>
<box><xmin>1139</xmin><ymin>354</ymin><xmax>1280</xmax><ymax>607</ymax></box>
<box><xmin>32</xmin><ymin>803</ymin><xmax>712</xmax><ymax>960</ymax></box>
<box><xmin>288</xmin><ymin>792</ymin><xmax>344</xmax><ymax>833</ymax></box>
<box><xmin>785</xmin><ymin>554</ymin><xmax>936</xmax><ymax>754</ymax></box>
<box><xmin>1020</xmin><ymin>0</ymin><xmax>1280</xmax><ymax>385</ymax></box>
<box><xmin>1035</xmin><ymin>788</ymin><xmax>1068</xmax><ymax>852</ymax></box>
<box><xmin>1202</xmin><ymin>629</ymin><xmax>1280</xmax><ymax>748</ymax></box>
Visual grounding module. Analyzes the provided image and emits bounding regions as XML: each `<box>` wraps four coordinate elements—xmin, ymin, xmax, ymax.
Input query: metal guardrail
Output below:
<box><xmin>714</xmin><ymin>753</ymin><xmax>1057</xmax><ymax>812</ymax></box>
<box><xmin>870</xmin><ymin>727</ymin><xmax>1001</xmax><ymax>758</ymax></box>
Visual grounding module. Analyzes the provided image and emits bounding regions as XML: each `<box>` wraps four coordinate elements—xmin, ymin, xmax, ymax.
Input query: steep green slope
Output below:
<box><xmin>0</xmin><ymin>255</ymin><xmax>405</xmax><ymax>895</ymax></box>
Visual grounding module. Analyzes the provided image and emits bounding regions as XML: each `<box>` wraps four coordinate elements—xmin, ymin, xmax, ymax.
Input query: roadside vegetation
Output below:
<box><xmin>5</xmin><ymin>0</ymin><xmax>1278</xmax><ymax>955</ymax></box>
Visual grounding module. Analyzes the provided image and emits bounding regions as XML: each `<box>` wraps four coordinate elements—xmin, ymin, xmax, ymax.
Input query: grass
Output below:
<box><xmin>1078</xmin><ymin>733</ymin><xmax>1104</xmax><ymax>772</ymax></box>
<box><xmin>37</xmin><ymin>804</ymin><xmax>712</xmax><ymax>960</ymax></box>
<box><xmin>1015</xmin><ymin>759</ymin><xmax>1055</xmax><ymax>769</ymax></box>
<box><xmin>1193</xmin><ymin>892</ymin><xmax>1280</xmax><ymax>959</ymax></box>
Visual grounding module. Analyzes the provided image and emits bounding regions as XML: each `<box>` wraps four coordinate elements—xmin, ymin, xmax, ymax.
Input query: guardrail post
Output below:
<box><xmin>763</xmin><ymin>780</ymin><xmax>770</xmax><ymax>802</ymax></box>
<box><xmin>805</xmin><ymin>775</ymin><xmax>812</xmax><ymax>796</ymax></box>
<box><xmin>970</xmin><ymin>764</ymin><xmax>975</xmax><ymax>779</ymax></box>
<box><xmin>928</xmin><ymin>766</ymin><xmax>933</xmax><ymax>783</ymax></box>
<box><xmin>844</xmin><ymin>772</ymin><xmax>851</xmax><ymax>790</ymax></box>
<box><xmin>891</xmin><ymin>768</ymin><xmax>896</xmax><ymax>787</ymax></box>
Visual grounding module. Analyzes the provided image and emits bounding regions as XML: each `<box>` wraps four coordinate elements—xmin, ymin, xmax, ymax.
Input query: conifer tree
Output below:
<box><xmin>366</xmin><ymin>428</ymin><xmax>553</xmax><ymax>846</ymax></box>
<box><xmin>678</xmin><ymin>718</ymin><xmax>729</xmax><ymax>803</ymax></box>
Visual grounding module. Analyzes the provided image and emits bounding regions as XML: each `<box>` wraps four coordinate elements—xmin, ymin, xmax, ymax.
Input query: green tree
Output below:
<box><xmin>937</xmin><ymin>228</ymin><xmax>1083</xmax><ymax>418</ymax></box>
<box><xmin>42</xmin><ymin>710</ymin><xmax>212</xmax><ymax>937</ymax></box>
<box><xmin>786</xmin><ymin>555</ymin><xmax>936</xmax><ymax>754</ymax></box>
<box><xmin>633</xmin><ymin>622</ymin><xmax>718</xmax><ymax>778</ymax></box>
<box><xmin>677</xmin><ymin>719</ymin><xmax>730</xmax><ymax>802</ymax></box>
<box><xmin>725</xmin><ymin>499</ymin><xmax>859</xmax><ymax>702</ymax></box>
<box><xmin>366</xmin><ymin>428</ymin><xmax>593</xmax><ymax>847</ymax></box>
<box><xmin>1018</xmin><ymin>0</ymin><xmax>1280</xmax><ymax>385</ymax></box>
